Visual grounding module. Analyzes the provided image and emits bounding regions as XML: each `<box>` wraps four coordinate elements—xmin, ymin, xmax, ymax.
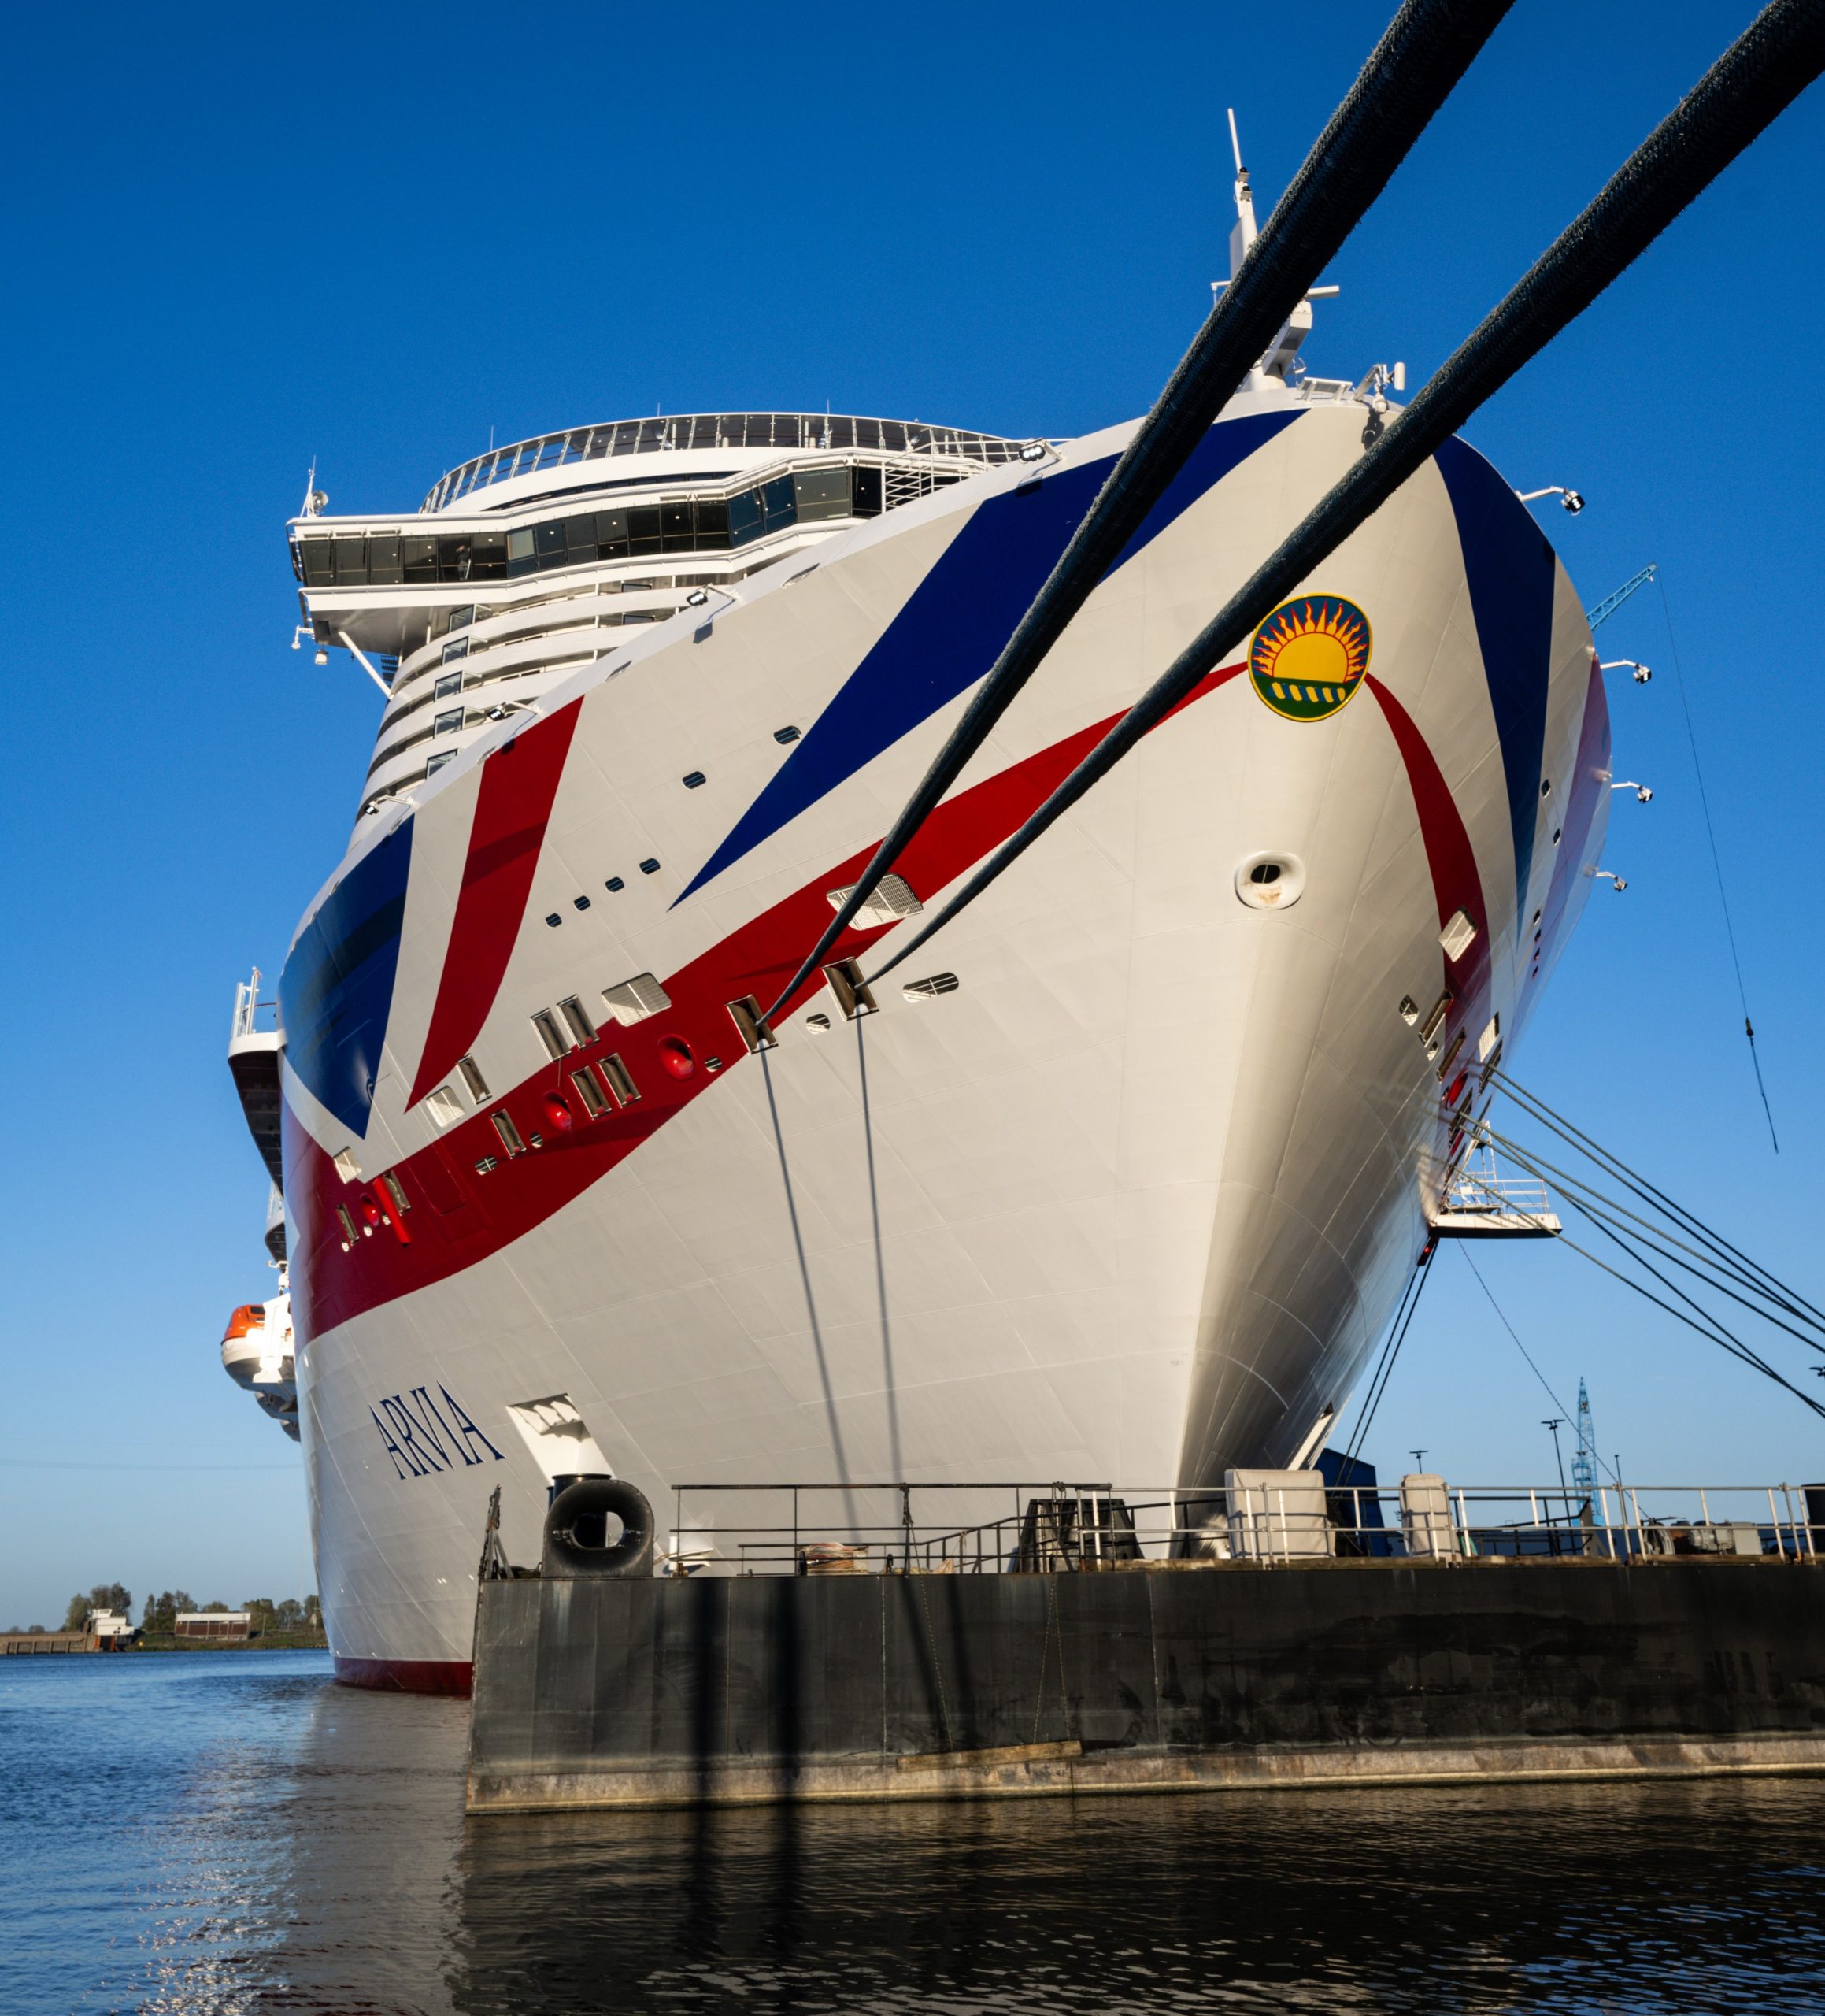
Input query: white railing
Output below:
<box><xmin>230</xmin><ymin>971</ymin><xmax>277</xmax><ymax>1043</ymax></box>
<box><xmin>1442</xmin><ymin>1171</ymin><xmax>1553</xmax><ymax>1216</ymax></box>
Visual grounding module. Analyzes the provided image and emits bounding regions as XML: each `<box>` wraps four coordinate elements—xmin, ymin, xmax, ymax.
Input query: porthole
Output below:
<box><xmin>639</xmin><ymin>858</ymin><xmax>661</xmax><ymax>876</ymax></box>
<box><xmin>1540</xmin><ymin>779</ymin><xmax>1553</xmax><ymax>799</ymax></box>
<box><xmin>775</xmin><ymin>725</ymin><xmax>801</xmax><ymax>744</ymax></box>
<box><xmin>605</xmin><ymin>876</ymin><xmax>626</xmax><ymax>893</ymax></box>
<box><xmin>1234</xmin><ymin>851</ymin><xmax>1307</xmax><ymax>910</ymax></box>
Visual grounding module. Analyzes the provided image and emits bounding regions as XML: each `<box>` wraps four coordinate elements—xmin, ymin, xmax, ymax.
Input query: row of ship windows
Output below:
<box><xmin>422</xmin><ymin>413</ymin><xmax>1022</xmax><ymax>511</ymax></box>
<box><xmin>334</xmin><ymin>961</ymin><xmax>962</xmax><ymax>1247</ymax></box>
<box><xmin>296</xmin><ymin>467</ymin><xmax>889</xmax><ymax>590</ymax></box>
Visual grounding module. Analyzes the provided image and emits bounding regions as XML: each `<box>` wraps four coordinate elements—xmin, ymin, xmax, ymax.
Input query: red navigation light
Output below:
<box><xmin>657</xmin><ymin>1038</ymin><xmax>695</xmax><ymax>1080</ymax></box>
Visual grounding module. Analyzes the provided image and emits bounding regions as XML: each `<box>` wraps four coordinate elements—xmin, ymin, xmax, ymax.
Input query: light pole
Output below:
<box><xmin>1543</xmin><ymin>1418</ymin><xmax>1568</xmax><ymax>1550</ymax></box>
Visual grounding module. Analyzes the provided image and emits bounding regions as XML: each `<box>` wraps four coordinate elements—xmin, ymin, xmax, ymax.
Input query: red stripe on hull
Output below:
<box><xmin>290</xmin><ymin>668</ymin><xmax>1246</xmax><ymax>1346</ymax></box>
<box><xmin>334</xmin><ymin>1652</ymin><xmax>474</xmax><ymax>1695</ymax></box>
<box><xmin>408</xmin><ymin>699</ymin><xmax>584</xmax><ymax>1109</ymax></box>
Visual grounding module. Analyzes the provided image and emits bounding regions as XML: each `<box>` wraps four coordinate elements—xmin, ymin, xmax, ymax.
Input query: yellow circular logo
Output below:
<box><xmin>1249</xmin><ymin>595</ymin><xmax>1372</xmax><ymax>721</ymax></box>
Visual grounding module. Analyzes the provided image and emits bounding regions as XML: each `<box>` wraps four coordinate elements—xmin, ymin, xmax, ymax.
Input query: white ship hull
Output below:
<box><xmin>268</xmin><ymin>391</ymin><xmax>1608</xmax><ymax>1686</ymax></box>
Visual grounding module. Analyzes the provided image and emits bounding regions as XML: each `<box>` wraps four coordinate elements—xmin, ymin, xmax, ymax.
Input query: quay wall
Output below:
<box><xmin>467</xmin><ymin>1557</ymin><xmax>1825</xmax><ymax>1811</ymax></box>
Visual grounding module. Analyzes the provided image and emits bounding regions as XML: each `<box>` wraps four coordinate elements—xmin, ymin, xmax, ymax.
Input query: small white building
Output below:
<box><xmin>90</xmin><ymin>1609</ymin><xmax>135</xmax><ymax>1644</ymax></box>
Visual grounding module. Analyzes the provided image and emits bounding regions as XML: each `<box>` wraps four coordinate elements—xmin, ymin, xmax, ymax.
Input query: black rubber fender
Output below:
<box><xmin>542</xmin><ymin>1476</ymin><xmax>654</xmax><ymax>1578</ymax></box>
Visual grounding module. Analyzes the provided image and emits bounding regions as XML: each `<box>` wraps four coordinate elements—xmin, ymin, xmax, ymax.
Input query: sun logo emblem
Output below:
<box><xmin>1249</xmin><ymin>595</ymin><xmax>1372</xmax><ymax>722</ymax></box>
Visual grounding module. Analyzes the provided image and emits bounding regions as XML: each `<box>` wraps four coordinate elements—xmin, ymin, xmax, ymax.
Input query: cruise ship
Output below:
<box><xmin>221</xmin><ymin>313</ymin><xmax>1611</xmax><ymax>1688</ymax></box>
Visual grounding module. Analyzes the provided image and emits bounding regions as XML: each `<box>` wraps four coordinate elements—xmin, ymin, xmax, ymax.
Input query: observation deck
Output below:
<box><xmin>288</xmin><ymin>413</ymin><xmax>1027</xmax><ymax>819</ymax></box>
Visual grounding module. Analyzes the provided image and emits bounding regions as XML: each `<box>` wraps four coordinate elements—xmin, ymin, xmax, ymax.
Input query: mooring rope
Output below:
<box><xmin>854</xmin><ymin>1013</ymin><xmax>903</xmax><ymax>1480</ymax></box>
<box><xmin>1657</xmin><ymin>569</ymin><xmax>1780</xmax><ymax>1151</ymax></box>
<box><xmin>1458</xmin><ymin>1250</ymin><xmax>1624</xmax><ymax>1486</ymax></box>
<box><xmin>757</xmin><ymin>1046</ymin><xmax>856</xmax><ymax>1510</ymax></box>
<box><xmin>1490</xmin><ymin>1069</ymin><xmax>1825</xmax><ymax>1332</ymax></box>
<box><xmin>761</xmin><ymin>0</ymin><xmax>1516</xmax><ymax>1021</ymax></box>
<box><xmin>863</xmin><ymin>0</ymin><xmax>1825</xmax><ymax>988</ymax></box>
<box><xmin>1342</xmin><ymin>1245</ymin><xmax>1434</xmax><ymax>1466</ymax></box>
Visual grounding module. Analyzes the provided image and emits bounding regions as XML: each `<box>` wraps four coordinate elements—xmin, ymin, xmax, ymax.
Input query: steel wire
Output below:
<box><xmin>864</xmin><ymin>0</ymin><xmax>1825</xmax><ymax>988</ymax></box>
<box><xmin>761</xmin><ymin>0</ymin><xmax>1516</xmax><ymax>1021</ymax></box>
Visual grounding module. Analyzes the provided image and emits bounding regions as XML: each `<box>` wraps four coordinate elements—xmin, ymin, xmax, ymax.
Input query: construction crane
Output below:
<box><xmin>1572</xmin><ymin>1377</ymin><xmax>1605</xmax><ymax>1526</ymax></box>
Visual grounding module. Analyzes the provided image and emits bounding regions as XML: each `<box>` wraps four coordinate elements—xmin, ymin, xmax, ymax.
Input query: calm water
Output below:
<box><xmin>4</xmin><ymin>1650</ymin><xmax>1824</xmax><ymax>2014</ymax></box>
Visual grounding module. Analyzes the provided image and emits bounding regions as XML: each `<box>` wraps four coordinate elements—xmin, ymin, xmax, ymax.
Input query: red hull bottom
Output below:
<box><xmin>334</xmin><ymin>1652</ymin><xmax>473</xmax><ymax>1696</ymax></box>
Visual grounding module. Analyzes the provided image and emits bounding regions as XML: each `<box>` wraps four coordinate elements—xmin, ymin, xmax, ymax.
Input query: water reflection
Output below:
<box><xmin>452</xmin><ymin>1780</ymin><xmax>1825</xmax><ymax>2015</ymax></box>
<box><xmin>8</xmin><ymin>1652</ymin><xmax>1824</xmax><ymax>2014</ymax></box>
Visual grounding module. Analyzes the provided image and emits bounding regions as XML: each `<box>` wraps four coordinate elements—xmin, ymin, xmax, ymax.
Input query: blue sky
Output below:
<box><xmin>1</xmin><ymin>2</ymin><xmax>1820</xmax><ymax>1625</ymax></box>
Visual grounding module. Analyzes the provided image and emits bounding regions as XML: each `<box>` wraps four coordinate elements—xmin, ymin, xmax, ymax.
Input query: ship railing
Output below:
<box><xmin>662</xmin><ymin>1480</ymin><xmax>1823</xmax><ymax>1577</ymax></box>
<box><xmin>1441</xmin><ymin>1172</ymin><xmax>1552</xmax><ymax>1215</ymax></box>
<box><xmin>230</xmin><ymin>972</ymin><xmax>278</xmax><ymax>1043</ymax></box>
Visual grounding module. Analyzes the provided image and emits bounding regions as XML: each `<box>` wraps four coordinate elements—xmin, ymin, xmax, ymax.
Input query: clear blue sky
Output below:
<box><xmin>2</xmin><ymin>2</ymin><xmax>1820</xmax><ymax>1627</ymax></box>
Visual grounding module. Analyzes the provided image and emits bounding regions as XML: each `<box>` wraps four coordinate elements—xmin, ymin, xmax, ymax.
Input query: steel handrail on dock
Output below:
<box><xmin>664</xmin><ymin>1478</ymin><xmax>1823</xmax><ymax>1577</ymax></box>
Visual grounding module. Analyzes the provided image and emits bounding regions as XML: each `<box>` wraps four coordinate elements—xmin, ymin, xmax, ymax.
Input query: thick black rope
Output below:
<box><xmin>761</xmin><ymin>0</ymin><xmax>1516</xmax><ymax>1021</ymax></box>
<box><xmin>866</xmin><ymin>0</ymin><xmax>1825</xmax><ymax>987</ymax></box>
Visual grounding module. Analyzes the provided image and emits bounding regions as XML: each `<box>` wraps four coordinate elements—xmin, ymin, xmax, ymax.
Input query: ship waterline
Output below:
<box><xmin>241</xmin><ymin>383</ymin><xmax>1605</xmax><ymax>1684</ymax></box>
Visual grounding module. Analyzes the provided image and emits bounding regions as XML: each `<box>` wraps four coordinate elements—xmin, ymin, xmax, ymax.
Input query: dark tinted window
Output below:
<box><xmin>761</xmin><ymin>475</ymin><xmax>797</xmax><ymax>533</ymax></box>
<box><xmin>794</xmin><ymin>468</ymin><xmax>850</xmax><ymax>522</ymax></box>
<box><xmin>402</xmin><ymin>536</ymin><xmax>439</xmax><ymax>584</ymax></box>
<box><xmin>728</xmin><ymin>489</ymin><xmax>763</xmax><ymax>547</ymax></box>
<box><xmin>628</xmin><ymin>505</ymin><xmax>662</xmax><ymax>556</ymax></box>
<box><xmin>852</xmin><ymin>465</ymin><xmax>883</xmax><ymax>517</ymax></box>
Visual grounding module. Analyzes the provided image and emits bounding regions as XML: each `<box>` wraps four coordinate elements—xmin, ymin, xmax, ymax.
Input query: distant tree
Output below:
<box><xmin>274</xmin><ymin>1598</ymin><xmax>305</xmax><ymax>1631</ymax></box>
<box><xmin>64</xmin><ymin>1582</ymin><xmax>133</xmax><ymax>1629</ymax></box>
<box><xmin>140</xmin><ymin>1591</ymin><xmax>195</xmax><ymax>1634</ymax></box>
<box><xmin>200</xmin><ymin>1600</ymin><xmax>230</xmax><ymax>1614</ymax></box>
<box><xmin>303</xmin><ymin>1595</ymin><xmax>321</xmax><ymax>1627</ymax></box>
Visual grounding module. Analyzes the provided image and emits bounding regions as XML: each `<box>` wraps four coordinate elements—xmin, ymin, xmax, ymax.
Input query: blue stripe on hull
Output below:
<box><xmin>679</xmin><ymin>410</ymin><xmax>1301</xmax><ymax>901</ymax></box>
<box><xmin>1434</xmin><ymin>436</ymin><xmax>1558</xmax><ymax>932</ymax></box>
<box><xmin>279</xmin><ymin>820</ymin><xmax>414</xmax><ymax>1140</ymax></box>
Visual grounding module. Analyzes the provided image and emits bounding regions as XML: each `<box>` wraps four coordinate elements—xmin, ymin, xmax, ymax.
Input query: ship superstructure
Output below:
<box><xmin>292</xmin><ymin>416</ymin><xmax>1028</xmax><ymax>821</ymax></box>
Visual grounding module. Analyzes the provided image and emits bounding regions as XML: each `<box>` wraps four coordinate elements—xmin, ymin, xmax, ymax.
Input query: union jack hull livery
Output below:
<box><xmin>228</xmin><ymin>380</ymin><xmax>1608</xmax><ymax>1688</ymax></box>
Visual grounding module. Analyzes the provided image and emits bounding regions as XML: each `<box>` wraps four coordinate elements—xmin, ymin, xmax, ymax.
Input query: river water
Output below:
<box><xmin>4</xmin><ymin>1648</ymin><xmax>1824</xmax><ymax>2014</ymax></box>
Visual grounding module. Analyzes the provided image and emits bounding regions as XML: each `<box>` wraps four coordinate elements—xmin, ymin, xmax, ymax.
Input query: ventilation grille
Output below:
<box><xmin>826</xmin><ymin>873</ymin><xmax>922</xmax><ymax>927</ymax></box>
<box><xmin>602</xmin><ymin>973</ymin><xmax>672</xmax><ymax>1023</ymax></box>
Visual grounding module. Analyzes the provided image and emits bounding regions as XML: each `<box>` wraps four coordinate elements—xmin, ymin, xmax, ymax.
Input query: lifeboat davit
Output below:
<box><xmin>220</xmin><ymin>1290</ymin><xmax>300</xmax><ymax>1440</ymax></box>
